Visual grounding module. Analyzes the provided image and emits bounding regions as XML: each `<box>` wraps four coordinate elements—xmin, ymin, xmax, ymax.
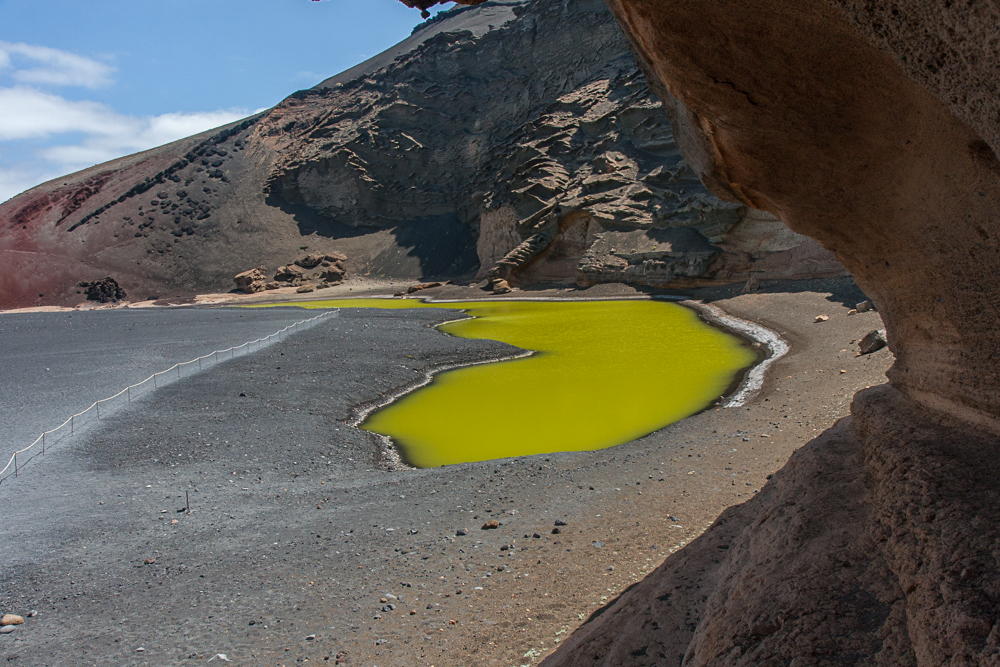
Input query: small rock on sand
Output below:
<box><xmin>1</xmin><ymin>615</ymin><xmax>24</xmax><ymax>626</ymax></box>
<box><xmin>814</xmin><ymin>314</ymin><xmax>829</xmax><ymax>322</ymax></box>
<box><xmin>481</xmin><ymin>520</ymin><xmax>499</xmax><ymax>530</ymax></box>
<box><xmin>456</xmin><ymin>528</ymin><xmax>469</xmax><ymax>536</ymax></box>
<box><xmin>859</xmin><ymin>329</ymin><xmax>888</xmax><ymax>355</ymax></box>
<box><xmin>0</xmin><ymin>626</ymin><xmax>15</xmax><ymax>634</ymax></box>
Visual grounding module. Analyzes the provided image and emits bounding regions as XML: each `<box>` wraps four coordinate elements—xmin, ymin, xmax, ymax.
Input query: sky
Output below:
<box><xmin>0</xmin><ymin>0</ymin><xmax>448</xmax><ymax>203</ymax></box>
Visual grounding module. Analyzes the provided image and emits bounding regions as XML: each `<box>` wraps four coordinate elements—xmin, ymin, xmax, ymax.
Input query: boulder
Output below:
<box><xmin>856</xmin><ymin>300</ymin><xmax>874</xmax><ymax>313</ymax></box>
<box><xmin>274</xmin><ymin>265</ymin><xmax>304</xmax><ymax>282</ymax></box>
<box><xmin>264</xmin><ymin>282</ymin><xmax>280</xmax><ymax>290</ymax></box>
<box><xmin>324</xmin><ymin>252</ymin><xmax>347</xmax><ymax>263</ymax></box>
<box><xmin>294</xmin><ymin>254</ymin><xmax>324</xmax><ymax>269</ymax></box>
<box><xmin>319</xmin><ymin>265</ymin><xmax>346</xmax><ymax>283</ymax></box>
<box><xmin>491</xmin><ymin>278</ymin><xmax>512</xmax><ymax>295</ymax></box>
<box><xmin>233</xmin><ymin>268</ymin><xmax>266</xmax><ymax>294</ymax></box>
<box><xmin>296</xmin><ymin>285</ymin><xmax>315</xmax><ymax>293</ymax></box>
<box><xmin>81</xmin><ymin>277</ymin><xmax>126</xmax><ymax>303</ymax></box>
<box><xmin>859</xmin><ymin>329</ymin><xmax>888</xmax><ymax>356</ymax></box>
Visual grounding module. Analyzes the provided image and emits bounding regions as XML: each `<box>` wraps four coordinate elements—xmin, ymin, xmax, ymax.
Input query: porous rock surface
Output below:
<box><xmin>0</xmin><ymin>0</ymin><xmax>839</xmax><ymax>309</ymax></box>
<box><xmin>468</xmin><ymin>0</ymin><xmax>1000</xmax><ymax>664</ymax></box>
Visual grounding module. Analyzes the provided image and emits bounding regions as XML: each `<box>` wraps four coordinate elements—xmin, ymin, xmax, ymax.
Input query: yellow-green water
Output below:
<box><xmin>261</xmin><ymin>298</ymin><xmax>756</xmax><ymax>467</ymax></box>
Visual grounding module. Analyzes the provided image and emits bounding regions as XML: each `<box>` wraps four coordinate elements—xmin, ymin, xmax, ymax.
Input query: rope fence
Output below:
<box><xmin>0</xmin><ymin>309</ymin><xmax>338</xmax><ymax>485</ymax></box>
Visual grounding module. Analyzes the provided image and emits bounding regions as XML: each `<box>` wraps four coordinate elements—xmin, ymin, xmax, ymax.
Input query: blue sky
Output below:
<box><xmin>0</xmin><ymin>0</ymin><xmax>446</xmax><ymax>203</ymax></box>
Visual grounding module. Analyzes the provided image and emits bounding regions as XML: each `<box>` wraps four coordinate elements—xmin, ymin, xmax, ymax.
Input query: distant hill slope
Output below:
<box><xmin>0</xmin><ymin>0</ymin><xmax>842</xmax><ymax>309</ymax></box>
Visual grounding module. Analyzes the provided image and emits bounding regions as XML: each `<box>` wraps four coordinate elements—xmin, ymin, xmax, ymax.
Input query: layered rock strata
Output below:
<box><xmin>0</xmin><ymin>0</ymin><xmax>840</xmax><ymax>309</ymax></box>
<box><xmin>400</xmin><ymin>0</ymin><xmax>1000</xmax><ymax>663</ymax></box>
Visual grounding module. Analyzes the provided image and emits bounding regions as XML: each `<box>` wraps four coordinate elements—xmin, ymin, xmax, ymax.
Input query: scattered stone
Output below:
<box><xmin>856</xmin><ymin>300</ymin><xmax>874</xmax><ymax>313</ymax></box>
<box><xmin>456</xmin><ymin>528</ymin><xmax>469</xmax><ymax>536</ymax></box>
<box><xmin>305</xmin><ymin>635</ymin><xmax>316</xmax><ymax>641</ymax></box>
<box><xmin>532</xmin><ymin>533</ymin><xmax>541</xmax><ymax>539</ymax></box>
<box><xmin>814</xmin><ymin>314</ymin><xmax>829</xmax><ymax>322</ymax></box>
<box><xmin>481</xmin><ymin>520</ymin><xmax>499</xmax><ymax>530</ymax></box>
<box><xmin>296</xmin><ymin>285</ymin><xmax>315</xmax><ymax>293</ymax></box>
<box><xmin>847</xmin><ymin>309</ymin><xmax>858</xmax><ymax>316</ymax></box>
<box><xmin>26</xmin><ymin>611</ymin><xmax>36</xmax><ymax>618</ymax></box>
<box><xmin>593</xmin><ymin>541</ymin><xmax>606</xmax><ymax>548</ymax></box>
<box><xmin>1</xmin><ymin>615</ymin><xmax>23</xmax><ymax>627</ymax></box>
<box><xmin>207</xmin><ymin>654</ymin><xmax>231</xmax><ymax>662</ymax></box>
<box><xmin>859</xmin><ymin>329</ymin><xmax>888</xmax><ymax>355</ymax></box>
<box><xmin>0</xmin><ymin>626</ymin><xmax>14</xmax><ymax>634</ymax></box>
<box><xmin>551</xmin><ymin>528</ymin><xmax>561</xmax><ymax>534</ymax></box>
<box><xmin>264</xmin><ymin>282</ymin><xmax>280</xmax><ymax>290</ymax></box>
<box><xmin>233</xmin><ymin>268</ymin><xmax>266</xmax><ymax>293</ymax></box>
<box><xmin>497</xmin><ymin>565</ymin><xmax>505</xmax><ymax>572</ymax></box>
<box><xmin>554</xmin><ymin>519</ymin><xmax>567</xmax><ymax>526</ymax></box>
<box><xmin>144</xmin><ymin>558</ymin><xmax>156</xmax><ymax>565</ymax></box>
<box><xmin>324</xmin><ymin>252</ymin><xmax>347</xmax><ymax>262</ymax></box>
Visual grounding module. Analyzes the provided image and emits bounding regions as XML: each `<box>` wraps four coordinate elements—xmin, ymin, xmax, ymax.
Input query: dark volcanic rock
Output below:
<box><xmin>81</xmin><ymin>277</ymin><xmax>126</xmax><ymax>303</ymax></box>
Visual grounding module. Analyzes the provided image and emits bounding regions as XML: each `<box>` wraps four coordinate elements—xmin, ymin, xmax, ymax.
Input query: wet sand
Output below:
<box><xmin>0</xmin><ymin>278</ymin><xmax>892</xmax><ymax>666</ymax></box>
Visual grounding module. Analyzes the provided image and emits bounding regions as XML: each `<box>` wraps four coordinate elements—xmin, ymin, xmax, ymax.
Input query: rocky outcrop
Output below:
<box><xmin>379</xmin><ymin>0</ymin><xmax>1000</xmax><ymax>664</ymax></box>
<box><xmin>233</xmin><ymin>268</ymin><xmax>266</xmax><ymax>293</ymax></box>
<box><xmin>0</xmin><ymin>0</ymin><xmax>842</xmax><ymax>309</ymax></box>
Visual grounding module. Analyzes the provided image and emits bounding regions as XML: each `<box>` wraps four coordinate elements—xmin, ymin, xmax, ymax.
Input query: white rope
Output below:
<box><xmin>0</xmin><ymin>309</ymin><xmax>337</xmax><ymax>480</ymax></box>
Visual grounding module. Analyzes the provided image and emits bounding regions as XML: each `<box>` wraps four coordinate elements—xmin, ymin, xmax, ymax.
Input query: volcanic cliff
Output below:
<box><xmin>0</xmin><ymin>0</ymin><xmax>840</xmax><ymax>310</ymax></box>
<box><xmin>402</xmin><ymin>0</ymin><xmax>1000</xmax><ymax>665</ymax></box>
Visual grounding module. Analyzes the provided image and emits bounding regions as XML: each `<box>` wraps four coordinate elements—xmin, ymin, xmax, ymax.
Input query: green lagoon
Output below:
<box><xmin>271</xmin><ymin>299</ymin><xmax>757</xmax><ymax>467</ymax></box>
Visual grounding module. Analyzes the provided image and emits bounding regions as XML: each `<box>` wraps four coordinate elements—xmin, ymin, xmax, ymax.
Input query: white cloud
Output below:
<box><xmin>0</xmin><ymin>41</ymin><xmax>259</xmax><ymax>203</ymax></box>
<box><xmin>0</xmin><ymin>40</ymin><xmax>115</xmax><ymax>88</ymax></box>
<box><xmin>0</xmin><ymin>86</ymin><xmax>253</xmax><ymax>200</ymax></box>
<box><xmin>0</xmin><ymin>165</ymin><xmax>65</xmax><ymax>205</ymax></box>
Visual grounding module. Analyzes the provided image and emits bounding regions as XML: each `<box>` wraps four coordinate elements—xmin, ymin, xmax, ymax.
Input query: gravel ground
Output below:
<box><xmin>0</xmin><ymin>285</ymin><xmax>894</xmax><ymax>666</ymax></box>
<box><xmin>0</xmin><ymin>307</ymin><xmax>321</xmax><ymax>475</ymax></box>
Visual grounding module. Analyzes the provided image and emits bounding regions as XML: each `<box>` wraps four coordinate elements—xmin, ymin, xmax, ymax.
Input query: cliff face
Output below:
<box><xmin>0</xmin><ymin>0</ymin><xmax>840</xmax><ymax>309</ymax></box>
<box><xmin>473</xmin><ymin>0</ymin><xmax>1000</xmax><ymax>664</ymax></box>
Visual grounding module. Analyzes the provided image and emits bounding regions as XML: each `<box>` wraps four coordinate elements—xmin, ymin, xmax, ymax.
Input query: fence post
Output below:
<box><xmin>177</xmin><ymin>365</ymin><xmax>181</xmax><ymax>379</ymax></box>
<box><xmin>128</xmin><ymin>386</ymin><xmax>131</xmax><ymax>404</ymax></box>
<box><xmin>97</xmin><ymin>402</ymin><xmax>101</xmax><ymax>419</ymax></box>
<box><xmin>13</xmin><ymin>452</ymin><xmax>16</xmax><ymax>477</ymax></box>
<box><xmin>154</xmin><ymin>374</ymin><xmax>157</xmax><ymax>389</ymax></box>
<box><xmin>42</xmin><ymin>432</ymin><xmax>46</xmax><ymax>455</ymax></box>
<box><xmin>71</xmin><ymin>415</ymin><xmax>74</xmax><ymax>435</ymax></box>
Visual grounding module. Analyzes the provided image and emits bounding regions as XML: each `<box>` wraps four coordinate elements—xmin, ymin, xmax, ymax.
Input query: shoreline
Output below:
<box><xmin>0</xmin><ymin>279</ymin><xmax>894</xmax><ymax>667</ymax></box>
<box><xmin>336</xmin><ymin>295</ymin><xmax>783</xmax><ymax>471</ymax></box>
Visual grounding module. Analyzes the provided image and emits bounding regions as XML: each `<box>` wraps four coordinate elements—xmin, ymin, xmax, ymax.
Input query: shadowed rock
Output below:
<box><xmin>391</xmin><ymin>0</ymin><xmax>1000</xmax><ymax>664</ymax></box>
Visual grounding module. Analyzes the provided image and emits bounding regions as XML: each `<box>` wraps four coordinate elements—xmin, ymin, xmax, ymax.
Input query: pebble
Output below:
<box><xmin>144</xmin><ymin>558</ymin><xmax>156</xmax><ymax>565</ymax></box>
<box><xmin>532</xmin><ymin>533</ymin><xmax>541</xmax><ymax>539</ymax></box>
<box><xmin>497</xmin><ymin>565</ymin><xmax>505</xmax><ymax>572</ymax></box>
<box><xmin>456</xmin><ymin>528</ymin><xmax>469</xmax><ymax>536</ymax></box>
<box><xmin>814</xmin><ymin>314</ymin><xmax>829</xmax><ymax>322</ymax></box>
<box><xmin>305</xmin><ymin>635</ymin><xmax>316</xmax><ymax>641</ymax></box>
<box><xmin>0</xmin><ymin>626</ymin><xmax>15</xmax><ymax>635</ymax></box>
<box><xmin>554</xmin><ymin>519</ymin><xmax>567</xmax><ymax>526</ymax></box>
<box><xmin>551</xmin><ymin>528</ymin><xmax>561</xmax><ymax>535</ymax></box>
<box><xmin>1</xmin><ymin>615</ymin><xmax>23</xmax><ymax>626</ymax></box>
<box><xmin>481</xmin><ymin>520</ymin><xmax>499</xmax><ymax>530</ymax></box>
<box><xmin>593</xmin><ymin>541</ymin><xmax>606</xmax><ymax>548</ymax></box>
